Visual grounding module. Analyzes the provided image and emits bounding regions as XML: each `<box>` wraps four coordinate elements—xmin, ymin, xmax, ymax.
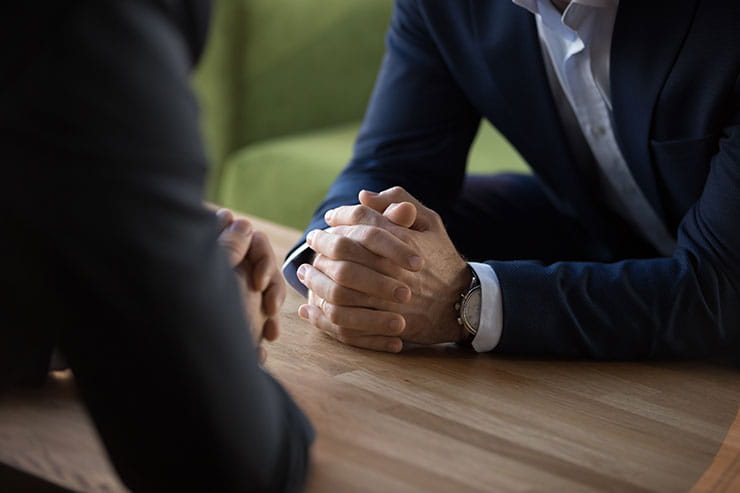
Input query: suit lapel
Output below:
<box><xmin>610</xmin><ymin>0</ymin><xmax>699</xmax><ymax>220</ymax></box>
<box><xmin>469</xmin><ymin>1</ymin><xmax>605</xmax><ymax>227</ymax></box>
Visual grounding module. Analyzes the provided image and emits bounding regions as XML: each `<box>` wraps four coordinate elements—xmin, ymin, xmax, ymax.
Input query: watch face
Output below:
<box><xmin>462</xmin><ymin>285</ymin><xmax>482</xmax><ymax>333</ymax></box>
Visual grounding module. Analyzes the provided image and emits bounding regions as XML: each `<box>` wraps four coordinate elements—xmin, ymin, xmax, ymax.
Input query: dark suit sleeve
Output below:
<box><xmin>490</xmin><ymin>101</ymin><xmax>740</xmax><ymax>359</ymax></box>
<box><xmin>291</xmin><ymin>0</ymin><xmax>481</xmax><ymax>254</ymax></box>
<box><xmin>0</xmin><ymin>2</ymin><xmax>312</xmax><ymax>491</ymax></box>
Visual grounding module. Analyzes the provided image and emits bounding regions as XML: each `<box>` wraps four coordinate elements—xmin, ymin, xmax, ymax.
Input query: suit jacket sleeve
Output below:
<box><xmin>290</xmin><ymin>0</ymin><xmax>482</xmax><ymax>256</ymax></box>
<box><xmin>0</xmin><ymin>2</ymin><xmax>312</xmax><ymax>491</ymax></box>
<box><xmin>490</xmin><ymin>98</ymin><xmax>740</xmax><ymax>360</ymax></box>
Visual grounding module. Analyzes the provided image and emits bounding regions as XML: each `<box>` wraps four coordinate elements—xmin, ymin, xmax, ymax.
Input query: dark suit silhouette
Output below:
<box><xmin>1</xmin><ymin>2</ymin><xmax>312</xmax><ymax>491</ymax></box>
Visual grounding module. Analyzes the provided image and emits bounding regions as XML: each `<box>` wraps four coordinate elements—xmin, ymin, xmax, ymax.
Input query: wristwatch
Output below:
<box><xmin>455</xmin><ymin>270</ymin><xmax>481</xmax><ymax>342</ymax></box>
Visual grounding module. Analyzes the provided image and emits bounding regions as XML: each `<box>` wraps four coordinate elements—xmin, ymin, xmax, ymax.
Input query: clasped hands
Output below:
<box><xmin>296</xmin><ymin>187</ymin><xmax>472</xmax><ymax>353</ymax></box>
<box><xmin>216</xmin><ymin>208</ymin><xmax>286</xmax><ymax>363</ymax></box>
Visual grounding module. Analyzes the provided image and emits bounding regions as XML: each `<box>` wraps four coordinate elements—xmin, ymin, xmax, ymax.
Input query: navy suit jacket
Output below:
<box><xmin>299</xmin><ymin>0</ymin><xmax>740</xmax><ymax>359</ymax></box>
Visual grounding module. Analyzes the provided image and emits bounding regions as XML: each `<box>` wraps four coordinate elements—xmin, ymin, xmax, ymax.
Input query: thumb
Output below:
<box><xmin>358</xmin><ymin>189</ymin><xmax>390</xmax><ymax>213</ymax></box>
<box><xmin>359</xmin><ymin>187</ymin><xmax>431</xmax><ymax>231</ymax></box>
<box><xmin>383</xmin><ymin>202</ymin><xmax>417</xmax><ymax>228</ymax></box>
<box><xmin>218</xmin><ymin>218</ymin><xmax>254</xmax><ymax>267</ymax></box>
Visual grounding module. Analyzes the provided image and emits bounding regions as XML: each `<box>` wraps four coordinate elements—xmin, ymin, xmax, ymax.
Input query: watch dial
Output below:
<box><xmin>463</xmin><ymin>286</ymin><xmax>482</xmax><ymax>331</ymax></box>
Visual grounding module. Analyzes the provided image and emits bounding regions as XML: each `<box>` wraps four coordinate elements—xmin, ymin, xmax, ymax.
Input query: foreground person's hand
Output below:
<box><xmin>217</xmin><ymin>208</ymin><xmax>286</xmax><ymax>362</ymax></box>
<box><xmin>298</xmin><ymin>187</ymin><xmax>471</xmax><ymax>352</ymax></box>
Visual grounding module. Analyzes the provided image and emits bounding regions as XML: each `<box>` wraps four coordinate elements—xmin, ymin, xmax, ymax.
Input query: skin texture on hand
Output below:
<box><xmin>216</xmin><ymin>208</ymin><xmax>287</xmax><ymax>362</ymax></box>
<box><xmin>297</xmin><ymin>187</ymin><xmax>471</xmax><ymax>353</ymax></box>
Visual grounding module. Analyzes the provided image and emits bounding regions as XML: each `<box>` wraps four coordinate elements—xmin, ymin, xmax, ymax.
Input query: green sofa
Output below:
<box><xmin>194</xmin><ymin>0</ymin><xmax>528</xmax><ymax>230</ymax></box>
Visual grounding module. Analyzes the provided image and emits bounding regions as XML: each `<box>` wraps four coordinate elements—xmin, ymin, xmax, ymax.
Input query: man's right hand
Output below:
<box><xmin>296</xmin><ymin>200</ymin><xmax>420</xmax><ymax>352</ymax></box>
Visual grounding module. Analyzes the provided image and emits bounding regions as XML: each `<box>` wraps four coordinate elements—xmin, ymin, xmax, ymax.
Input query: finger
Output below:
<box><xmin>382</xmin><ymin>202</ymin><xmax>417</xmax><ymax>228</ymax></box>
<box><xmin>359</xmin><ymin>186</ymin><xmax>423</xmax><ymax>210</ymax></box>
<box><xmin>298</xmin><ymin>264</ymin><xmax>398</xmax><ymax>310</ymax></box>
<box><xmin>306</xmin><ymin>229</ymin><xmax>405</xmax><ymax>277</ymax></box>
<box><xmin>262</xmin><ymin>317</ymin><xmax>280</xmax><ymax>342</ymax></box>
<box><xmin>312</xmin><ymin>254</ymin><xmax>411</xmax><ymax>304</ymax></box>
<box><xmin>257</xmin><ymin>345</ymin><xmax>267</xmax><ymax>364</ymax></box>
<box><xmin>324</xmin><ymin>204</ymin><xmax>398</xmax><ymax>230</ymax></box>
<box><xmin>298</xmin><ymin>262</ymin><xmax>410</xmax><ymax>306</ymax></box>
<box><xmin>316</xmin><ymin>298</ymin><xmax>405</xmax><ymax>336</ymax></box>
<box><xmin>307</xmin><ymin>226</ymin><xmax>423</xmax><ymax>272</ymax></box>
<box><xmin>218</xmin><ymin>218</ymin><xmax>253</xmax><ymax>267</ymax></box>
<box><xmin>262</xmin><ymin>278</ymin><xmax>286</xmax><ymax>318</ymax></box>
<box><xmin>359</xmin><ymin>187</ymin><xmax>435</xmax><ymax>231</ymax></box>
<box><xmin>298</xmin><ymin>304</ymin><xmax>403</xmax><ymax>353</ymax></box>
<box><xmin>215</xmin><ymin>208</ymin><xmax>234</xmax><ymax>231</ymax></box>
<box><xmin>246</xmin><ymin>232</ymin><xmax>277</xmax><ymax>292</ymax></box>
<box><xmin>358</xmin><ymin>192</ymin><xmax>418</xmax><ymax>230</ymax></box>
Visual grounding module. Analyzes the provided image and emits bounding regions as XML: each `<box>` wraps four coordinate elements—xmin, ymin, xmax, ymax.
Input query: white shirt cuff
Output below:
<box><xmin>468</xmin><ymin>262</ymin><xmax>504</xmax><ymax>352</ymax></box>
<box><xmin>281</xmin><ymin>242</ymin><xmax>313</xmax><ymax>298</ymax></box>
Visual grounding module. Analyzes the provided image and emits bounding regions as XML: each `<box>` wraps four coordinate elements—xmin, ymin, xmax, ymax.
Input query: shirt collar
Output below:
<box><xmin>512</xmin><ymin>0</ymin><xmax>617</xmax><ymax>38</ymax></box>
<box><xmin>513</xmin><ymin>0</ymin><xmax>616</xmax><ymax>14</ymax></box>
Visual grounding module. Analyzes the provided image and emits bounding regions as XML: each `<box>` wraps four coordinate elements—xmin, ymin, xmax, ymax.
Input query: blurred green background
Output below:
<box><xmin>194</xmin><ymin>0</ymin><xmax>527</xmax><ymax>230</ymax></box>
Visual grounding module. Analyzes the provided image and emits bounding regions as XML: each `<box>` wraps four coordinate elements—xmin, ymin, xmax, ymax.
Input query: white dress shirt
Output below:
<box><xmin>283</xmin><ymin>0</ymin><xmax>676</xmax><ymax>353</ymax></box>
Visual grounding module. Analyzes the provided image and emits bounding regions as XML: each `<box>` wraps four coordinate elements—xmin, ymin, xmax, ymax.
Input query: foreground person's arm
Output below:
<box><xmin>0</xmin><ymin>2</ymin><xmax>312</xmax><ymax>491</ymax></box>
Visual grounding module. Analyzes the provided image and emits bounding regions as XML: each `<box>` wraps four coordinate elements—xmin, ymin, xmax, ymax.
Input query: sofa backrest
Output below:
<box><xmin>194</xmin><ymin>0</ymin><xmax>394</xmax><ymax>198</ymax></box>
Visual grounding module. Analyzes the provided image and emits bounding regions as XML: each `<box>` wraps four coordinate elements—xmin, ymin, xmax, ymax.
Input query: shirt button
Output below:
<box><xmin>592</xmin><ymin>125</ymin><xmax>607</xmax><ymax>137</ymax></box>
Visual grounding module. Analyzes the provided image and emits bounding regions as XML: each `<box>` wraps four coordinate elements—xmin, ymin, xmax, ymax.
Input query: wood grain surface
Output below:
<box><xmin>0</xmin><ymin>216</ymin><xmax>738</xmax><ymax>493</ymax></box>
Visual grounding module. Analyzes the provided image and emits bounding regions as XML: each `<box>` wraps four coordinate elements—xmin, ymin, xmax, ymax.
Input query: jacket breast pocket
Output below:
<box><xmin>649</xmin><ymin>134</ymin><xmax>719</xmax><ymax>227</ymax></box>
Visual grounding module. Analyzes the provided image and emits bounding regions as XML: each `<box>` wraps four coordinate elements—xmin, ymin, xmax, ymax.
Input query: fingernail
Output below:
<box><xmin>324</xmin><ymin>209</ymin><xmax>334</xmax><ymax>222</ymax></box>
<box><xmin>394</xmin><ymin>286</ymin><xmax>411</xmax><ymax>302</ymax></box>
<box><xmin>230</xmin><ymin>219</ymin><xmax>251</xmax><ymax>235</ymax></box>
<box><xmin>216</xmin><ymin>208</ymin><xmax>231</xmax><ymax>226</ymax></box>
<box><xmin>297</xmin><ymin>264</ymin><xmax>308</xmax><ymax>281</ymax></box>
<box><xmin>388</xmin><ymin>318</ymin><xmax>403</xmax><ymax>333</ymax></box>
<box><xmin>408</xmin><ymin>256</ymin><xmax>423</xmax><ymax>270</ymax></box>
<box><xmin>298</xmin><ymin>305</ymin><xmax>309</xmax><ymax>319</ymax></box>
<box><xmin>388</xmin><ymin>340</ymin><xmax>402</xmax><ymax>353</ymax></box>
<box><xmin>306</xmin><ymin>230</ymin><xmax>317</xmax><ymax>244</ymax></box>
<box><xmin>363</xmin><ymin>190</ymin><xmax>378</xmax><ymax>196</ymax></box>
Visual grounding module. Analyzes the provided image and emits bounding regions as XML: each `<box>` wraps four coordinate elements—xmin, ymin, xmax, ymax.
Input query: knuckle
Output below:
<box><xmin>394</xmin><ymin>229</ymin><xmax>412</xmax><ymax>244</ymax></box>
<box><xmin>389</xmin><ymin>185</ymin><xmax>407</xmax><ymax>195</ymax></box>
<box><xmin>332</xmin><ymin>262</ymin><xmax>353</xmax><ymax>285</ymax></box>
<box><xmin>325</xmin><ymin>304</ymin><xmax>342</xmax><ymax>324</ymax></box>
<box><xmin>327</xmin><ymin>284</ymin><xmax>345</xmax><ymax>304</ymax></box>
<box><xmin>348</xmin><ymin>206</ymin><xmax>366</xmax><ymax>223</ymax></box>
<box><xmin>311</xmin><ymin>253</ymin><xmax>323</xmax><ymax>268</ymax></box>
<box><xmin>430</xmin><ymin>211</ymin><xmax>444</xmax><ymax>228</ymax></box>
<box><xmin>332</xmin><ymin>236</ymin><xmax>353</xmax><ymax>258</ymax></box>
<box><xmin>379</xmin><ymin>258</ymin><xmax>403</xmax><ymax>278</ymax></box>
<box><xmin>359</xmin><ymin>226</ymin><xmax>379</xmax><ymax>244</ymax></box>
<box><xmin>366</xmin><ymin>226</ymin><xmax>383</xmax><ymax>243</ymax></box>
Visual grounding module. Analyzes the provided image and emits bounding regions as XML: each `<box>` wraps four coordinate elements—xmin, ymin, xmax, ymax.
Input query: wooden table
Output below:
<box><xmin>1</xmin><ymin>216</ymin><xmax>739</xmax><ymax>493</ymax></box>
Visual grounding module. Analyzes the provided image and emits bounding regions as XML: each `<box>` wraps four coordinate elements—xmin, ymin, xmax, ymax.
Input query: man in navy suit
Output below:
<box><xmin>283</xmin><ymin>0</ymin><xmax>740</xmax><ymax>359</ymax></box>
